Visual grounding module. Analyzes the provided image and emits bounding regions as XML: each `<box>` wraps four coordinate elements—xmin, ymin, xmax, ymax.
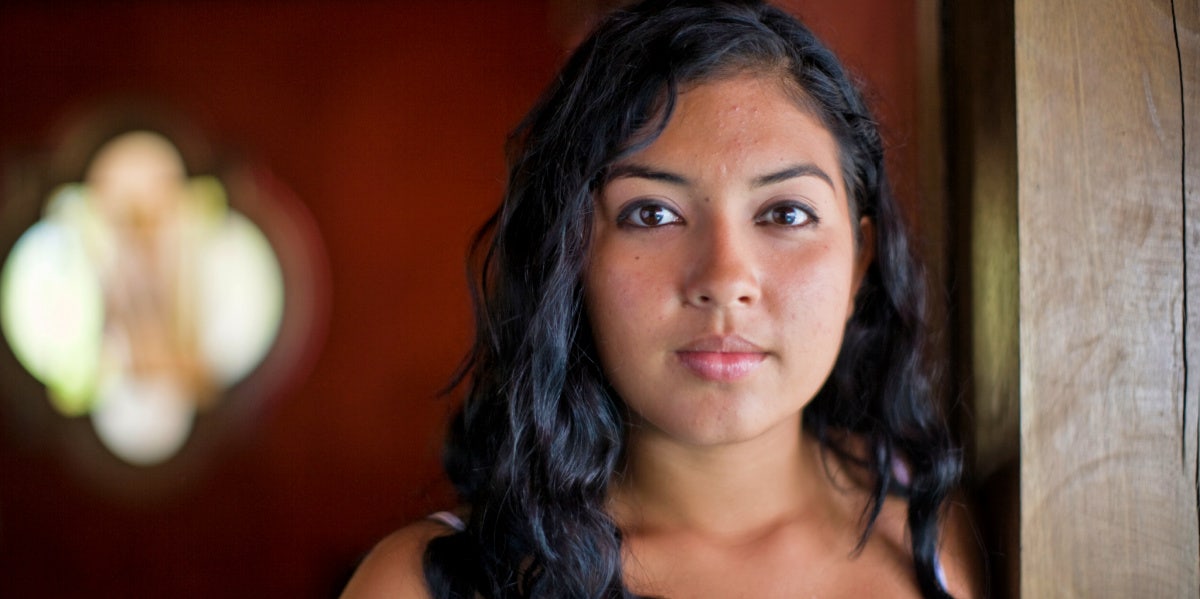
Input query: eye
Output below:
<box><xmin>618</xmin><ymin>201</ymin><xmax>684</xmax><ymax>228</ymax></box>
<box><xmin>756</xmin><ymin>202</ymin><xmax>817</xmax><ymax>227</ymax></box>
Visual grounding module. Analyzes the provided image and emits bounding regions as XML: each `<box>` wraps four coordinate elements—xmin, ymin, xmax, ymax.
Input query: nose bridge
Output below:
<box><xmin>685</xmin><ymin>210</ymin><xmax>760</xmax><ymax>308</ymax></box>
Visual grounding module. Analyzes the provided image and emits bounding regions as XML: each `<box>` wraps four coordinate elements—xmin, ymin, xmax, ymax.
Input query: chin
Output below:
<box><xmin>632</xmin><ymin>397</ymin><xmax>805</xmax><ymax>448</ymax></box>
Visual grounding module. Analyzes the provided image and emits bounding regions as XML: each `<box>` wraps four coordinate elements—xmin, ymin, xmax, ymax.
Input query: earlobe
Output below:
<box><xmin>850</xmin><ymin>216</ymin><xmax>875</xmax><ymax>312</ymax></box>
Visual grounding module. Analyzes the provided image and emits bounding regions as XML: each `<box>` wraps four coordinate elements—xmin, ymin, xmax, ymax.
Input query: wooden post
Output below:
<box><xmin>1015</xmin><ymin>0</ymin><xmax>1199</xmax><ymax>596</ymax></box>
<box><xmin>943</xmin><ymin>0</ymin><xmax>1021</xmax><ymax>594</ymax></box>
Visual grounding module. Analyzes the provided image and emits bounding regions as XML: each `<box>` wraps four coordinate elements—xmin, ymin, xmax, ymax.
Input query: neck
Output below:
<box><xmin>610</xmin><ymin>415</ymin><xmax>834</xmax><ymax>542</ymax></box>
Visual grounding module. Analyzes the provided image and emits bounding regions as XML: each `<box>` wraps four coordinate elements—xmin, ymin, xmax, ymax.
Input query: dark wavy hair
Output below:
<box><xmin>425</xmin><ymin>1</ymin><xmax>960</xmax><ymax>597</ymax></box>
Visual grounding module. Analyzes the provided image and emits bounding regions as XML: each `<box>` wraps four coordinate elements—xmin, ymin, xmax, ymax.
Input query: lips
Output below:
<box><xmin>676</xmin><ymin>335</ymin><xmax>767</xmax><ymax>382</ymax></box>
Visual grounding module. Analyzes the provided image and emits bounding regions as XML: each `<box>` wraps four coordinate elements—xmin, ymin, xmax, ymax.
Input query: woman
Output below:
<box><xmin>344</xmin><ymin>1</ymin><xmax>977</xmax><ymax>597</ymax></box>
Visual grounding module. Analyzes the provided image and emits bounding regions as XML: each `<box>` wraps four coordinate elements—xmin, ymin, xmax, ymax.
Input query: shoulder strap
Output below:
<box><xmin>426</xmin><ymin>511</ymin><xmax>466</xmax><ymax>532</ymax></box>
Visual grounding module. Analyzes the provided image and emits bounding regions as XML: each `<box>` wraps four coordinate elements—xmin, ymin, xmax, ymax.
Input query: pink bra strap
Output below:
<box><xmin>427</xmin><ymin>511</ymin><xmax>466</xmax><ymax>532</ymax></box>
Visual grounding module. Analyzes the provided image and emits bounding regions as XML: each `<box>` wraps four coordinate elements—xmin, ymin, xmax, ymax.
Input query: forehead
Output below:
<box><xmin>627</xmin><ymin>75</ymin><xmax>843</xmax><ymax>190</ymax></box>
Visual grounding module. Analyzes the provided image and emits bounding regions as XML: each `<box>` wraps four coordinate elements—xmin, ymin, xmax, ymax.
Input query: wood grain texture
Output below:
<box><xmin>1180</xmin><ymin>0</ymin><xmax>1200</xmax><ymax>547</ymax></box>
<box><xmin>1016</xmin><ymin>0</ymin><xmax>1200</xmax><ymax>596</ymax></box>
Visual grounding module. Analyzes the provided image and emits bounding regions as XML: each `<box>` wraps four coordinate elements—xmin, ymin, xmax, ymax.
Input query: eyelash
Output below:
<box><xmin>754</xmin><ymin>201</ymin><xmax>819</xmax><ymax>228</ymax></box>
<box><xmin>614</xmin><ymin>199</ymin><xmax>820</xmax><ymax>229</ymax></box>
<box><xmin>616</xmin><ymin>200</ymin><xmax>684</xmax><ymax>228</ymax></box>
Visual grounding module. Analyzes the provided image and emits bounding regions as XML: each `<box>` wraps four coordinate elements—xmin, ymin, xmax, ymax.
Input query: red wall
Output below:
<box><xmin>0</xmin><ymin>2</ymin><xmax>917</xmax><ymax>596</ymax></box>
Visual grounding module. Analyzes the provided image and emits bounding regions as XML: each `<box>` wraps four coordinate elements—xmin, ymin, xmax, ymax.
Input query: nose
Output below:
<box><xmin>683</xmin><ymin>219</ymin><xmax>761</xmax><ymax>308</ymax></box>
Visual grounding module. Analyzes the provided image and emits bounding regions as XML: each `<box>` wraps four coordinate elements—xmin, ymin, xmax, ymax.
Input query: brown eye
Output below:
<box><xmin>756</xmin><ymin>203</ymin><xmax>816</xmax><ymax>227</ymax></box>
<box><xmin>641</xmin><ymin>206</ymin><xmax>665</xmax><ymax>225</ymax></box>
<box><xmin>619</xmin><ymin>202</ymin><xmax>683</xmax><ymax>228</ymax></box>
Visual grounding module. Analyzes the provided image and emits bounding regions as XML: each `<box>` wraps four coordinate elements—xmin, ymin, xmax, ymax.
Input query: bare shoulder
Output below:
<box><xmin>859</xmin><ymin>489</ymin><xmax>983</xmax><ymax>599</ymax></box>
<box><xmin>340</xmin><ymin>519</ymin><xmax>457</xmax><ymax>599</ymax></box>
<box><xmin>936</xmin><ymin>495</ymin><xmax>985</xmax><ymax>599</ymax></box>
<box><xmin>819</xmin><ymin>436</ymin><xmax>984</xmax><ymax>598</ymax></box>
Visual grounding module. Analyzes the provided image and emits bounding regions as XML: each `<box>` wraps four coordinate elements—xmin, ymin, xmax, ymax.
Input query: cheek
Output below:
<box><xmin>586</xmin><ymin>253</ymin><xmax>665</xmax><ymax>337</ymax></box>
<box><xmin>584</xmin><ymin>245</ymin><xmax>682</xmax><ymax>396</ymax></box>
<box><xmin>768</xmin><ymin>245</ymin><xmax>858</xmax><ymax>338</ymax></box>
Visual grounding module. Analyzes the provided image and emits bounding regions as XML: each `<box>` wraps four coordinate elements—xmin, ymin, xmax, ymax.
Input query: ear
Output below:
<box><xmin>849</xmin><ymin>216</ymin><xmax>875</xmax><ymax>314</ymax></box>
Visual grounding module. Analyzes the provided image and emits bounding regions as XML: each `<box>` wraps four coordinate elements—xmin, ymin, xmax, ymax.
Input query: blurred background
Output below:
<box><xmin>0</xmin><ymin>1</ymin><xmax>924</xmax><ymax>596</ymax></box>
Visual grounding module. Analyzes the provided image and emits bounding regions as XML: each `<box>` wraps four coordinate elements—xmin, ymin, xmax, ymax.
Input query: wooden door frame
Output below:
<box><xmin>939</xmin><ymin>0</ymin><xmax>1200</xmax><ymax>596</ymax></box>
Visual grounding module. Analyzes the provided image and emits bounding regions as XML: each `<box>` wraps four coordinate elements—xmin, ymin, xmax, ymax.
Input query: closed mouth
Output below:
<box><xmin>676</xmin><ymin>335</ymin><xmax>767</xmax><ymax>381</ymax></box>
<box><xmin>677</xmin><ymin>334</ymin><xmax>765</xmax><ymax>353</ymax></box>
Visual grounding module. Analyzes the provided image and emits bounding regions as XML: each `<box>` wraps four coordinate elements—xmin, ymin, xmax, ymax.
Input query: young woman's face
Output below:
<box><xmin>585</xmin><ymin>74</ymin><xmax>870</xmax><ymax>447</ymax></box>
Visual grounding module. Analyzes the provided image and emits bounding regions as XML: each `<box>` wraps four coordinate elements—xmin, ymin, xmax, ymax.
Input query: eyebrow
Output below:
<box><xmin>752</xmin><ymin>164</ymin><xmax>835</xmax><ymax>190</ymax></box>
<box><xmin>606</xmin><ymin>162</ymin><xmax>835</xmax><ymax>190</ymax></box>
<box><xmin>605</xmin><ymin>163</ymin><xmax>689</xmax><ymax>186</ymax></box>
